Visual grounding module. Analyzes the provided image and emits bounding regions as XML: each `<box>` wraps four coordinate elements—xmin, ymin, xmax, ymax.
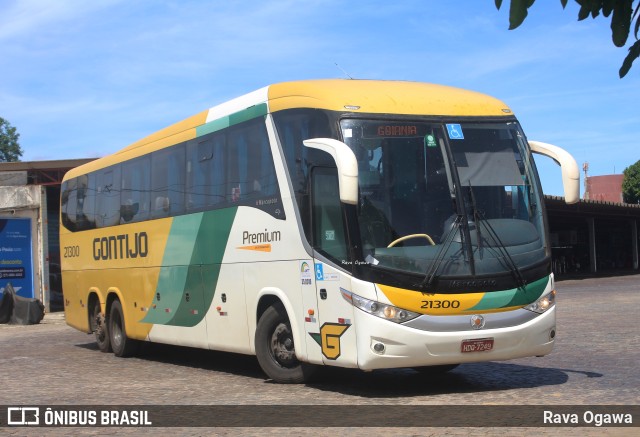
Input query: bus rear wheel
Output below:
<box><xmin>91</xmin><ymin>300</ymin><xmax>111</xmax><ymax>353</ymax></box>
<box><xmin>255</xmin><ymin>303</ymin><xmax>316</xmax><ymax>383</ymax></box>
<box><xmin>108</xmin><ymin>300</ymin><xmax>139</xmax><ymax>357</ymax></box>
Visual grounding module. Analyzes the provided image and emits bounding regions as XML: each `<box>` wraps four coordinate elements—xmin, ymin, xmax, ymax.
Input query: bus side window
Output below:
<box><xmin>253</xmin><ymin>123</ymin><xmax>277</xmax><ymax>197</ymax></box>
<box><xmin>96</xmin><ymin>166</ymin><xmax>121</xmax><ymax>227</ymax></box>
<box><xmin>121</xmin><ymin>156</ymin><xmax>151</xmax><ymax>223</ymax></box>
<box><xmin>227</xmin><ymin>118</ymin><xmax>278</xmax><ymax>203</ymax></box>
<box><xmin>61</xmin><ymin>178</ymin><xmax>78</xmax><ymax>231</ymax></box>
<box><xmin>227</xmin><ymin>129</ymin><xmax>245</xmax><ymax>202</ymax></box>
<box><xmin>311</xmin><ymin>167</ymin><xmax>348</xmax><ymax>262</ymax></box>
<box><xmin>187</xmin><ymin>134</ymin><xmax>225</xmax><ymax>211</ymax></box>
<box><xmin>210</xmin><ymin>135</ymin><xmax>226</xmax><ymax>206</ymax></box>
<box><xmin>152</xmin><ymin>145</ymin><xmax>185</xmax><ymax>218</ymax></box>
<box><xmin>76</xmin><ymin>173</ymin><xmax>96</xmax><ymax>230</ymax></box>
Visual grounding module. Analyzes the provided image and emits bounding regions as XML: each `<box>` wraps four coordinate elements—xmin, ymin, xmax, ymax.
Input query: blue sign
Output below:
<box><xmin>0</xmin><ymin>218</ymin><xmax>34</xmax><ymax>298</ymax></box>
<box><xmin>446</xmin><ymin>124</ymin><xmax>464</xmax><ymax>140</ymax></box>
<box><xmin>314</xmin><ymin>263</ymin><xmax>324</xmax><ymax>281</ymax></box>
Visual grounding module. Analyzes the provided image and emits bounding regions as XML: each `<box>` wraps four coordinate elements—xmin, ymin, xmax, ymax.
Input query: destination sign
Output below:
<box><xmin>362</xmin><ymin>123</ymin><xmax>431</xmax><ymax>139</ymax></box>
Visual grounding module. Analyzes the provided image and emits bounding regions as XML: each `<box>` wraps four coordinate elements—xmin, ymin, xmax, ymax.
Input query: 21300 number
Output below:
<box><xmin>421</xmin><ymin>300</ymin><xmax>461</xmax><ymax>309</ymax></box>
<box><xmin>63</xmin><ymin>245</ymin><xmax>80</xmax><ymax>258</ymax></box>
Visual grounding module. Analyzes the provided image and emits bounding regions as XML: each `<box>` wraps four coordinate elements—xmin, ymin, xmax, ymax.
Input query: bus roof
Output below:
<box><xmin>267</xmin><ymin>79</ymin><xmax>512</xmax><ymax>116</ymax></box>
<box><xmin>64</xmin><ymin>79</ymin><xmax>512</xmax><ymax>179</ymax></box>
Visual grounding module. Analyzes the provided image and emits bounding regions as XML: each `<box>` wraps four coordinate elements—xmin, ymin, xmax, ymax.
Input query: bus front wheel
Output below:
<box><xmin>255</xmin><ymin>303</ymin><xmax>316</xmax><ymax>383</ymax></box>
<box><xmin>108</xmin><ymin>300</ymin><xmax>139</xmax><ymax>358</ymax></box>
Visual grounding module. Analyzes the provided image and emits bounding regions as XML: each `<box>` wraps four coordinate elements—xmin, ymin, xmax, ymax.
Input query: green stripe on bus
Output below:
<box><xmin>142</xmin><ymin>214</ymin><xmax>203</xmax><ymax>325</ymax></box>
<box><xmin>169</xmin><ymin>207</ymin><xmax>237</xmax><ymax>326</ymax></box>
<box><xmin>197</xmin><ymin>118</ymin><xmax>230</xmax><ymax>137</ymax></box>
<box><xmin>196</xmin><ymin>103</ymin><xmax>268</xmax><ymax>137</ymax></box>
<box><xmin>505</xmin><ymin>275</ymin><xmax>548</xmax><ymax>307</ymax></box>
<box><xmin>466</xmin><ymin>275</ymin><xmax>549</xmax><ymax>312</ymax></box>
<box><xmin>142</xmin><ymin>208</ymin><xmax>237</xmax><ymax>327</ymax></box>
<box><xmin>467</xmin><ymin>288</ymin><xmax>517</xmax><ymax>311</ymax></box>
<box><xmin>229</xmin><ymin>103</ymin><xmax>267</xmax><ymax>125</ymax></box>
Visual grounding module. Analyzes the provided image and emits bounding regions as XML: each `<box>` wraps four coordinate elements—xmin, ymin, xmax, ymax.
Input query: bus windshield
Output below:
<box><xmin>340</xmin><ymin>119</ymin><xmax>547</xmax><ymax>283</ymax></box>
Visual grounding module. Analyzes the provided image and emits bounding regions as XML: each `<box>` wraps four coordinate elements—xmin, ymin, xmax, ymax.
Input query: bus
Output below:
<box><xmin>60</xmin><ymin>79</ymin><xmax>579</xmax><ymax>383</ymax></box>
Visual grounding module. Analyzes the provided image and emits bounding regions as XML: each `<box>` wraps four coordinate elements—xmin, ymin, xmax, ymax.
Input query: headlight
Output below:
<box><xmin>341</xmin><ymin>288</ymin><xmax>420</xmax><ymax>323</ymax></box>
<box><xmin>524</xmin><ymin>289</ymin><xmax>556</xmax><ymax>314</ymax></box>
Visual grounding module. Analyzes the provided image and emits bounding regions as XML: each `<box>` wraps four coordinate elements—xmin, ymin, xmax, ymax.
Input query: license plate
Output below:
<box><xmin>461</xmin><ymin>338</ymin><xmax>494</xmax><ymax>353</ymax></box>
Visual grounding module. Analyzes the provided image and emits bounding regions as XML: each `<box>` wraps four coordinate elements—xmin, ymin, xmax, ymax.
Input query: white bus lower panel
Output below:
<box><xmin>355</xmin><ymin>306</ymin><xmax>556</xmax><ymax>370</ymax></box>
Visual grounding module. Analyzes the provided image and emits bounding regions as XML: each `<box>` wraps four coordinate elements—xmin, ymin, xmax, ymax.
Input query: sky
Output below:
<box><xmin>1</xmin><ymin>0</ymin><xmax>639</xmax><ymax>197</ymax></box>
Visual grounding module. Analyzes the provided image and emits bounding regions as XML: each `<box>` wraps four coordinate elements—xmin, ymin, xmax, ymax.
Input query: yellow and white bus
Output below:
<box><xmin>61</xmin><ymin>79</ymin><xmax>579</xmax><ymax>383</ymax></box>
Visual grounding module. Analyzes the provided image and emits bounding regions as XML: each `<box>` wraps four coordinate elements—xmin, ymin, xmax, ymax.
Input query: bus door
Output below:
<box><xmin>309</xmin><ymin>166</ymin><xmax>358</xmax><ymax>367</ymax></box>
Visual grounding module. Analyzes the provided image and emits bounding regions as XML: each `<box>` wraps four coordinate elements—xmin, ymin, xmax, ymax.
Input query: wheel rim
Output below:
<box><xmin>269</xmin><ymin>322</ymin><xmax>297</xmax><ymax>368</ymax></box>
<box><xmin>91</xmin><ymin>302</ymin><xmax>99</xmax><ymax>332</ymax></box>
<box><xmin>93</xmin><ymin>303</ymin><xmax>107</xmax><ymax>344</ymax></box>
<box><xmin>95</xmin><ymin>313</ymin><xmax>106</xmax><ymax>343</ymax></box>
<box><xmin>112</xmin><ymin>313</ymin><xmax>123</xmax><ymax>348</ymax></box>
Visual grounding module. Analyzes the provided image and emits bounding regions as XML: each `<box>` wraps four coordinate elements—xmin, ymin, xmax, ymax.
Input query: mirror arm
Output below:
<box><xmin>303</xmin><ymin>138</ymin><xmax>359</xmax><ymax>205</ymax></box>
<box><xmin>529</xmin><ymin>140</ymin><xmax>580</xmax><ymax>204</ymax></box>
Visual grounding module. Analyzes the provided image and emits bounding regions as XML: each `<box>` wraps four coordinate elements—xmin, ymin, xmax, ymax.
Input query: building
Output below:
<box><xmin>584</xmin><ymin>174</ymin><xmax>625</xmax><ymax>203</ymax></box>
<box><xmin>0</xmin><ymin>159</ymin><xmax>95</xmax><ymax>311</ymax></box>
<box><xmin>546</xmin><ymin>195</ymin><xmax>639</xmax><ymax>274</ymax></box>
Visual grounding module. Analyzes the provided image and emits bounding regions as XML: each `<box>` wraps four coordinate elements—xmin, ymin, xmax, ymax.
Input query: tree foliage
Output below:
<box><xmin>0</xmin><ymin>117</ymin><xmax>23</xmax><ymax>162</ymax></box>
<box><xmin>622</xmin><ymin>160</ymin><xmax>640</xmax><ymax>203</ymax></box>
<box><xmin>495</xmin><ymin>0</ymin><xmax>640</xmax><ymax>78</ymax></box>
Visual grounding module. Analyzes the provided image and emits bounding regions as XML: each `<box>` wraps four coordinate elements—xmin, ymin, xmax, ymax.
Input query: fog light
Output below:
<box><xmin>373</xmin><ymin>342</ymin><xmax>385</xmax><ymax>354</ymax></box>
<box><xmin>549</xmin><ymin>328</ymin><xmax>556</xmax><ymax>340</ymax></box>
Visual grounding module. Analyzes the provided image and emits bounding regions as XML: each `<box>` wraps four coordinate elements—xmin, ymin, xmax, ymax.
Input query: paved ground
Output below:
<box><xmin>0</xmin><ymin>274</ymin><xmax>638</xmax><ymax>436</ymax></box>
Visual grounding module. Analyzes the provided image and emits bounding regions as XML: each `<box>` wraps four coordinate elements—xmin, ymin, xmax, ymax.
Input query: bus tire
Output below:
<box><xmin>92</xmin><ymin>300</ymin><xmax>111</xmax><ymax>353</ymax></box>
<box><xmin>108</xmin><ymin>300</ymin><xmax>139</xmax><ymax>358</ymax></box>
<box><xmin>255</xmin><ymin>303</ymin><xmax>316</xmax><ymax>383</ymax></box>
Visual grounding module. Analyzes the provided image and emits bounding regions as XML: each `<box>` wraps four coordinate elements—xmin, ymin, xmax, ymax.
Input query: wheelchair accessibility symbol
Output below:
<box><xmin>446</xmin><ymin>124</ymin><xmax>464</xmax><ymax>140</ymax></box>
<box><xmin>315</xmin><ymin>263</ymin><xmax>324</xmax><ymax>281</ymax></box>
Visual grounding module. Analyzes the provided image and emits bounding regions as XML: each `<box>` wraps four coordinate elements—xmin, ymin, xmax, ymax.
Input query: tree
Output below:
<box><xmin>0</xmin><ymin>117</ymin><xmax>23</xmax><ymax>162</ymax></box>
<box><xmin>496</xmin><ymin>0</ymin><xmax>640</xmax><ymax>78</ymax></box>
<box><xmin>622</xmin><ymin>160</ymin><xmax>640</xmax><ymax>203</ymax></box>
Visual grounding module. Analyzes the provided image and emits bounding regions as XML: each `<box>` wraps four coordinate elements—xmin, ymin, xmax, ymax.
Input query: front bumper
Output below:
<box><xmin>355</xmin><ymin>306</ymin><xmax>556</xmax><ymax>370</ymax></box>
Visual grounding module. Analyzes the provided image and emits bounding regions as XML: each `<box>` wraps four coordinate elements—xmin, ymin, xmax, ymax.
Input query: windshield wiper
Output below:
<box><xmin>467</xmin><ymin>182</ymin><xmax>483</xmax><ymax>253</ymax></box>
<box><xmin>466</xmin><ymin>185</ymin><xmax>527</xmax><ymax>289</ymax></box>
<box><xmin>419</xmin><ymin>214</ymin><xmax>463</xmax><ymax>290</ymax></box>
